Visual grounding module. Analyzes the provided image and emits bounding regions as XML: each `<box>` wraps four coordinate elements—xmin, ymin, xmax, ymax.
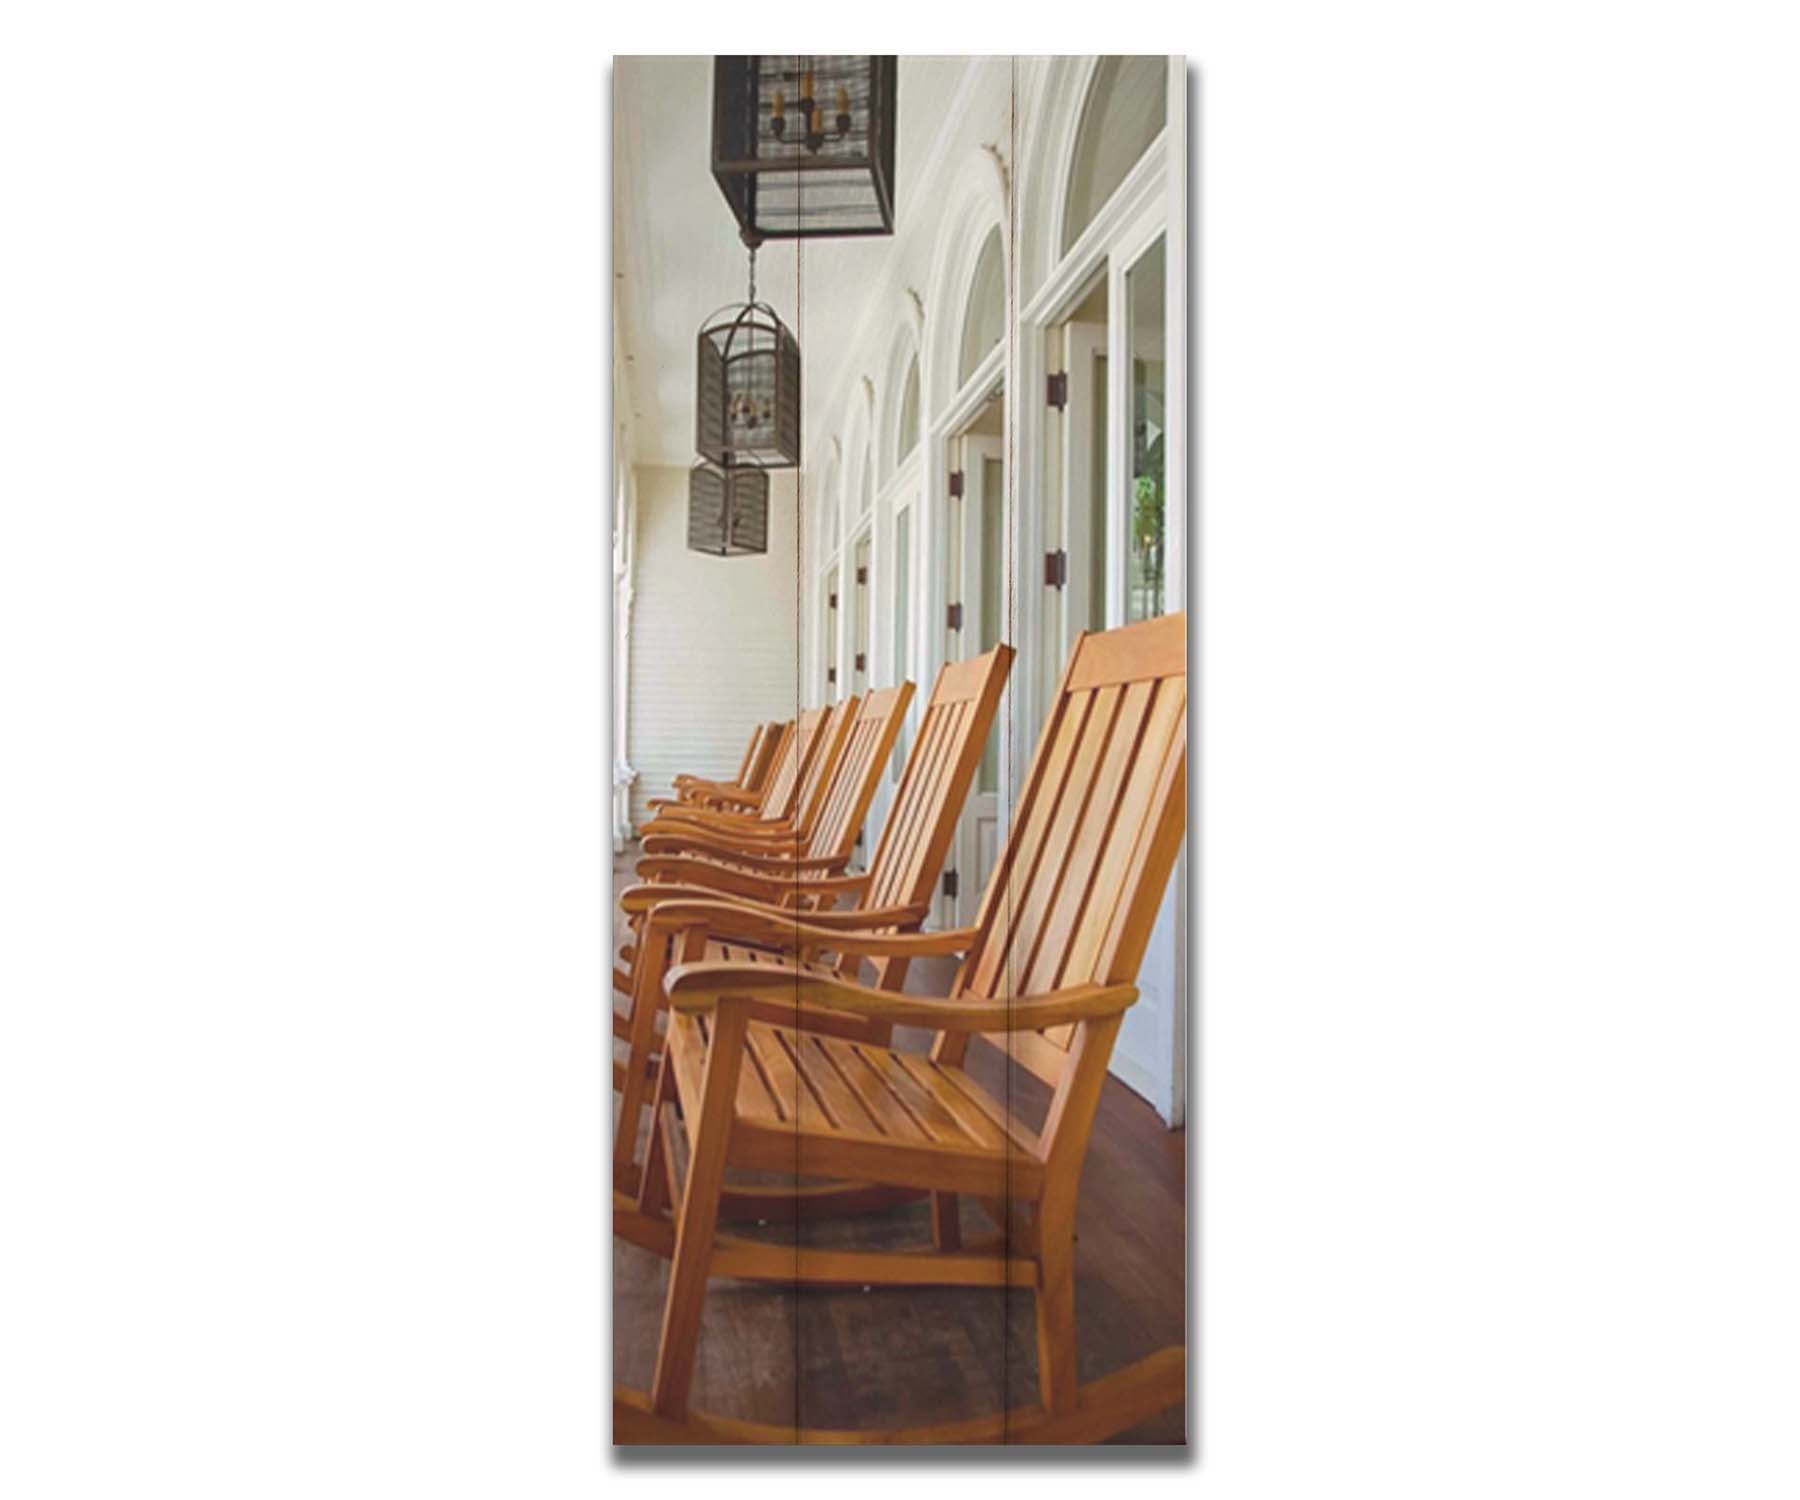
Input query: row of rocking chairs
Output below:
<box><xmin>613</xmin><ymin>612</ymin><xmax>1189</xmax><ymax>1444</ymax></box>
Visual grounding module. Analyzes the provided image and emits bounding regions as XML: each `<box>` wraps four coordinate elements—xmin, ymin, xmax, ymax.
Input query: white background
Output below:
<box><xmin>4</xmin><ymin>4</ymin><xmax>1799</xmax><ymax>1495</ymax></box>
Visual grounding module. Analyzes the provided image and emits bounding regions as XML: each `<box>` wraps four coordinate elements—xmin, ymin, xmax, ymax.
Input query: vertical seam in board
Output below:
<box><xmin>790</xmin><ymin>210</ymin><xmax>804</xmax><ymax>1443</ymax></box>
<box><xmin>1002</xmin><ymin>52</ymin><xmax>1019</xmax><ymax>1442</ymax></box>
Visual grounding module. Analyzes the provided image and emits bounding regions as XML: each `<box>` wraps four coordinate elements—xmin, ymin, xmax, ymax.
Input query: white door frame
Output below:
<box><xmin>947</xmin><ymin>429</ymin><xmax>1004</xmax><ymax>927</ymax></box>
<box><xmin>847</xmin><ymin>517</ymin><xmax>874</xmax><ymax>700</ymax></box>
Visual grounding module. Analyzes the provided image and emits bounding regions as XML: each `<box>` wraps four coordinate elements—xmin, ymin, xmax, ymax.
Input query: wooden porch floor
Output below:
<box><xmin>610</xmin><ymin>854</ymin><xmax>1189</xmax><ymax>1444</ymax></box>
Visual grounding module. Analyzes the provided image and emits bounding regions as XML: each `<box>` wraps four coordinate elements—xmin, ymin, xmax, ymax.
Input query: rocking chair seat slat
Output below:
<box><xmin>665</xmin><ymin>1012</ymin><xmax>1045</xmax><ymax>1199</ymax></box>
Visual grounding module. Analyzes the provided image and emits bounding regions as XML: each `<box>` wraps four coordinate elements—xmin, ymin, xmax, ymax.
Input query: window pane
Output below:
<box><xmin>897</xmin><ymin>357</ymin><xmax>920</xmax><ymax>464</ymax></box>
<box><xmin>1126</xmin><ymin>236</ymin><xmax>1166</xmax><ymax>623</ymax></box>
<box><xmin>979</xmin><ymin>457</ymin><xmax>1004</xmax><ymax>654</ymax></box>
<box><xmin>958</xmin><ymin>228</ymin><xmax>1005</xmax><ymax>388</ymax></box>
<box><xmin>858</xmin><ymin>445</ymin><xmax>873</xmax><ymax>515</ymax></box>
<box><xmin>1063</xmin><ymin>57</ymin><xmax>1167</xmax><ymax>256</ymax></box>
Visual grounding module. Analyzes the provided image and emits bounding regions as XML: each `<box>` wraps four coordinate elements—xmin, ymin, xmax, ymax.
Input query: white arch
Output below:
<box><xmin>812</xmin><ymin>448</ymin><xmax>840</xmax><ymax>573</ymax></box>
<box><xmin>919</xmin><ymin>144</ymin><xmax>1010</xmax><ymax>417</ymax></box>
<box><xmin>1016</xmin><ymin>55</ymin><xmax>1101</xmax><ymax>293</ymax></box>
<box><xmin>876</xmin><ymin>312</ymin><xmax>922</xmax><ymax>483</ymax></box>
<box><xmin>837</xmin><ymin>383</ymin><xmax>876</xmax><ymax>532</ymax></box>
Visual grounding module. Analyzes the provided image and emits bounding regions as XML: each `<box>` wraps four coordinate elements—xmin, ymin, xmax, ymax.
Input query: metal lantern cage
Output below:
<box><xmin>695</xmin><ymin>296</ymin><xmax>801</xmax><ymax>470</ymax></box>
<box><xmin>687</xmin><ymin>461</ymin><xmax>770</xmax><ymax>558</ymax></box>
<box><xmin>711</xmin><ymin>55</ymin><xmax>897</xmax><ymax>246</ymax></box>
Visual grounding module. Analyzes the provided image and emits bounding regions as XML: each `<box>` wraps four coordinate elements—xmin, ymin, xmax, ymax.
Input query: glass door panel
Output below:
<box><xmin>891</xmin><ymin>505</ymin><xmax>912</xmax><ymax>778</ymax></box>
<box><xmin>942</xmin><ymin>401</ymin><xmax>1004</xmax><ymax>925</ymax></box>
<box><xmin>976</xmin><ymin>452</ymin><xmax>1004</xmax><ymax>795</ymax></box>
<box><xmin>1126</xmin><ymin>235</ymin><xmax>1167</xmax><ymax>622</ymax></box>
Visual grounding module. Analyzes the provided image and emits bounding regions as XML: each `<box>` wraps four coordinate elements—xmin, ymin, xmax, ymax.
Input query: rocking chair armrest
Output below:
<box><xmin>665</xmin><ymin>964</ymin><xmax>1140</xmax><ymax>1032</ymax></box>
<box><xmin>672</xmin><ymin>818</ymin><xmax>802</xmax><ymax>844</ymax></box>
<box><xmin>637</xmin><ymin>836</ymin><xmax>830</xmax><ymax>872</ymax></box>
<box><xmin>640</xmin><ymin>808</ymin><xmax>791</xmax><ymax>840</ymax></box>
<box><xmin>670</xmin><ymin>777</ymin><xmax>757</xmax><ymax>803</ymax></box>
<box><xmin>721</xmin><ymin>847</ymin><xmax>848</xmax><ymax>873</ymax></box>
<box><xmin>621</xmin><ymin>880</ymin><xmax>778</xmax><ymax>918</ymax></box>
<box><xmin>619</xmin><ymin>884</ymin><xmax>926</xmax><ymax>933</ymax></box>
<box><xmin>630</xmin><ymin>858</ymin><xmax>812</xmax><ymax>906</ymax></box>
<box><xmin>642</xmin><ymin>842</ymin><xmax>848</xmax><ymax>877</ymax></box>
<box><xmin>637</xmin><ymin>802</ymin><xmax>760</xmax><ymax>834</ymax></box>
<box><xmin>649</xmin><ymin>804</ymin><xmax>791</xmax><ymax>830</ymax></box>
<box><xmin>671</xmin><ymin>773</ymin><xmax>732</xmax><ymax>790</ymax></box>
<box><xmin>769</xmin><ymin>870</ymin><xmax>871</xmax><ymax>896</ymax></box>
<box><xmin>643</xmin><ymin>898</ymin><xmax>974</xmax><ymax>956</ymax></box>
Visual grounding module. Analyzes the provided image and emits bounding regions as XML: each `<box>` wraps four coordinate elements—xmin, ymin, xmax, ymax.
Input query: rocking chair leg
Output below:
<box><xmin>1034</xmin><ymin>1199</ymin><xmax>1080</xmax><ymax>1417</ymax></box>
<box><xmin>635</xmin><ymin>1055</ymin><xmax>676</xmax><ymax>1216</ymax></box>
<box><xmin>613</xmin><ymin>923</ymin><xmax>676</xmax><ymax>1181</ymax></box>
<box><xmin>649</xmin><ymin>1003</ymin><xmax>747</xmax><ymax>1422</ymax></box>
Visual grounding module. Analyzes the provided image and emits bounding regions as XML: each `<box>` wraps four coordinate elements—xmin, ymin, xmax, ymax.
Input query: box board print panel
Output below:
<box><xmin>610</xmin><ymin>54</ymin><xmax>1191</xmax><ymax>1446</ymax></box>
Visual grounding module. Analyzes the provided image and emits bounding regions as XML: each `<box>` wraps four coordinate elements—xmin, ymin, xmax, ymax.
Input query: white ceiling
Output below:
<box><xmin>612</xmin><ymin>57</ymin><xmax>971</xmax><ymax>468</ymax></box>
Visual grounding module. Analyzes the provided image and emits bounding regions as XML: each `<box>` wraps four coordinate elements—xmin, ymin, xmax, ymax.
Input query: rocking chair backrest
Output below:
<box><xmin>787</xmin><ymin>696</ymin><xmax>859</xmax><ymax>839</ymax></box>
<box><xmin>757</xmin><ymin>709</ymin><xmax>823</xmax><ymax>825</ymax></box>
<box><xmin>729</xmin><ymin>723</ymin><xmax>763</xmax><ymax>787</ymax></box>
<box><xmin>863</xmin><ymin>644</ymin><xmax>1015</xmax><ymax>918</ymax></box>
<box><xmin>737</xmin><ymin>720</ymin><xmax>783</xmax><ymax>796</ymax></box>
<box><xmin>950</xmin><ymin>614</ymin><xmax>1188</xmax><ymax>1090</ymax></box>
<box><xmin>802</xmin><ymin>683</ymin><xmax>915</xmax><ymax>862</ymax></box>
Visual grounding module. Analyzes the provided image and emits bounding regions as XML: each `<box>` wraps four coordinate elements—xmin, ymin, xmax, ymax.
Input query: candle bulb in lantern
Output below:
<box><xmin>835</xmin><ymin>84</ymin><xmax>851</xmax><ymax>137</ymax></box>
<box><xmin>770</xmin><ymin>87</ymin><xmax>786</xmax><ymax>139</ymax></box>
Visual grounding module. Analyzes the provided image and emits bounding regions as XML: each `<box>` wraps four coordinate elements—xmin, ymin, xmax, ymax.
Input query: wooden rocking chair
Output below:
<box><xmin>637</xmin><ymin>701</ymin><xmax>841</xmax><ymax>845</ymax></box>
<box><xmin>664</xmin><ymin>719</ymin><xmax>784</xmax><ymax>811</ymax></box>
<box><xmin>613</xmin><ymin>614</ymin><xmax>1187</xmax><ymax>1444</ymax></box>
<box><xmin>612</xmin><ymin>646</ymin><xmax>1013</xmax><ymax>1203</ymax></box>
<box><xmin>636</xmin><ymin>683</ymin><xmax>912</xmax><ymax>895</ymax></box>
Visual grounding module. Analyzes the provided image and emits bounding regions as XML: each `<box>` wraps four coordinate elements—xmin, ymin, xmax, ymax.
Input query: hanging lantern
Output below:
<box><xmin>687</xmin><ymin>461</ymin><xmax>770</xmax><ymax>558</ymax></box>
<box><xmin>711</xmin><ymin>56</ymin><xmax>897</xmax><ymax>246</ymax></box>
<box><xmin>695</xmin><ymin>245</ymin><xmax>801</xmax><ymax>469</ymax></box>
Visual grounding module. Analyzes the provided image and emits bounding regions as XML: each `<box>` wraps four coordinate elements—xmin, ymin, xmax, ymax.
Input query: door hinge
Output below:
<box><xmin>1043</xmin><ymin>548</ymin><xmax>1068</xmax><ymax>589</ymax></box>
<box><xmin>826</xmin><ymin>666</ymin><xmax>837</xmax><ymax>685</ymax></box>
<box><xmin>855</xmin><ymin>565</ymin><xmax>868</xmax><ymax>584</ymax></box>
<box><xmin>828</xmin><ymin>591</ymin><xmax>838</xmax><ymax>610</ymax></box>
<box><xmin>945</xmin><ymin>602</ymin><xmax>963</xmax><ymax>632</ymax></box>
<box><xmin>855</xmin><ymin>828</ymin><xmax>865</xmax><ymax>848</ymax></box>
<box><xmin>948</xmin><ymin>469</ymin><xmax>964</xmax><ymax>499</ymax></box>
<box><xmin>854</xmin><ymin>651</ymin><xmax>866</xmax><ymax>672</ymax></box>
<box><xmin>942</xmin><ymin>869</ymin><xmax>959</xmax><ymax>898</ymax></box>
<box><xmin>1046</xmin><ymin>371</ymin><xmax>1068</xmax><ymax>409</ymax></box>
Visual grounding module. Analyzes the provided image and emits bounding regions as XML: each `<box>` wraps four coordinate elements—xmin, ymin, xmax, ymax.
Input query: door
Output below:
<box><xmin>941</xmin><ymin>419</ymin><xmax>1005</xmax><ymax>926</ymax></box>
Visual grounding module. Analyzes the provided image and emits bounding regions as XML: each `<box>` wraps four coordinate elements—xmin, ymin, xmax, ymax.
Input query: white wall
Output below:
<box><xmin>626</xmin><ymin>465</ymin><xmax>799</xmax><ymax>825</ymax></box>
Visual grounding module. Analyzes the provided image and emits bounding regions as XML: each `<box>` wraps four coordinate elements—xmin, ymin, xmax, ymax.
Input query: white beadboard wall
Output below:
<box><xmin>627</xmin><ymin>465</ymin><xmax>801</xmax><ymax>825</ymax></box>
